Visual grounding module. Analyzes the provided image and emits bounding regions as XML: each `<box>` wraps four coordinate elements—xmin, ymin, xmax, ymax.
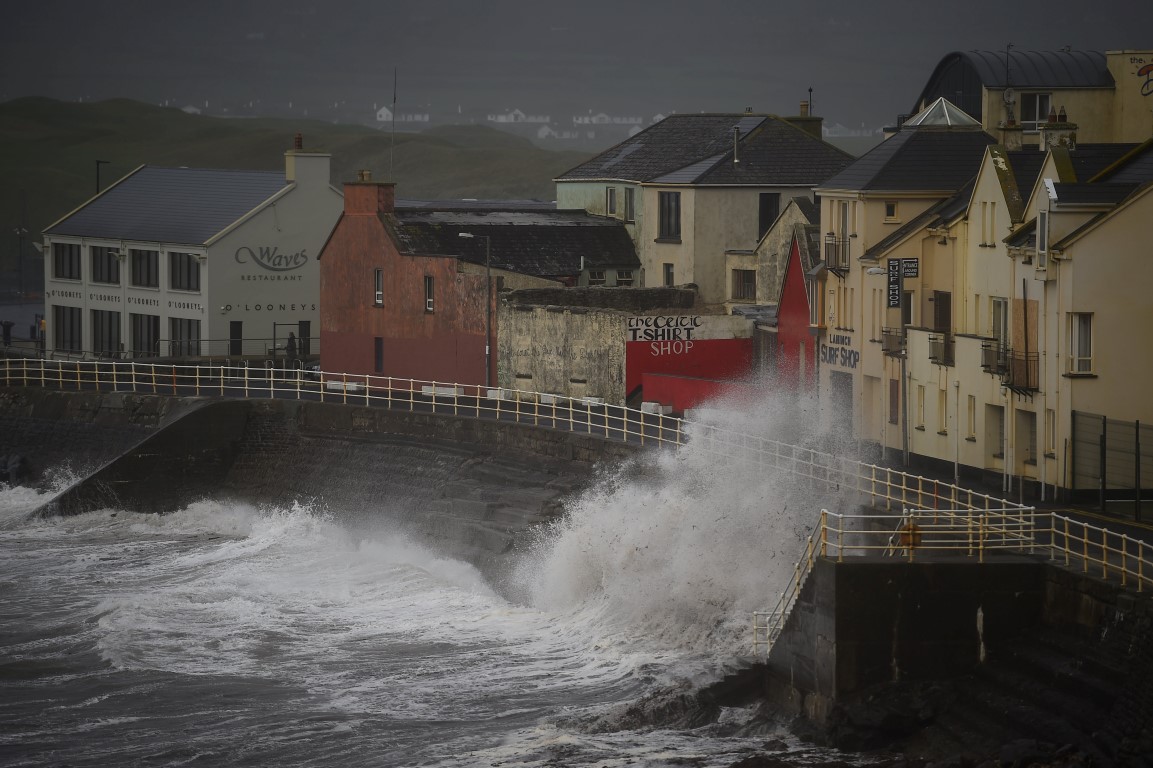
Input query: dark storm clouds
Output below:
<box><xmin>1</xmin><ymin>0</ymin><xmax>1147</xmax><ymax>129</ymax></box>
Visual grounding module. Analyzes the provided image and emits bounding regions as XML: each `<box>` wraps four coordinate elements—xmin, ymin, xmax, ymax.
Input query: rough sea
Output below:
<box><xmin>0</xmin><ymin>402</ymin><xmax>875</xmax><ymax>767</ymax></box>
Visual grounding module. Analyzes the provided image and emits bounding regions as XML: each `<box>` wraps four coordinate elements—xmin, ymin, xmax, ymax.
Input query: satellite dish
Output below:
<box><xmin>1003</xmin><ymin>88</ymin><xmax>1016</xmax><ymax>105</ymax></box>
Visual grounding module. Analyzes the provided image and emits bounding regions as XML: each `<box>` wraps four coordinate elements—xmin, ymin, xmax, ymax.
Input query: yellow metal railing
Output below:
<box><xmin>753</xmin><ymin>505</ymin><xmax>1153</xmax><ymax>656</ymax></box>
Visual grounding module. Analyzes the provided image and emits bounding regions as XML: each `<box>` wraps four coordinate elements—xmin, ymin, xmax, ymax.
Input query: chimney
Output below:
<box><xmin>343</xmin><ymin>175</ymin><xmax>395</xmax><ymax>215</ymax></box>
<box><xmin>1041</xmin><ymin>108</ymin><xmax>1077</xmax><ymax>151</ymax></box>
<box><xmin>284</xmin><ymin>134</ymin><xmax>331</xmax><ymax>187</ymax></box>
<box><xmin>799</xmin><ymin>100</ymin><xmax>810</xmax><ymax>117</ymax></box>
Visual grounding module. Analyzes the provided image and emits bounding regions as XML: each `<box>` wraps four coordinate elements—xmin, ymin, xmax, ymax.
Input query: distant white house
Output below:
<box><xmin>487</xmin><ymin>108</ymin><xmax>550</xmax><ymax>124</ymax></box>
<box><xmin>572</xmin><ymin>113</ymin><xmax>644</xmax><ymax>126</ymax></box>
<box><xmin>375</xmin><ymin>105</ymin><xmax>430</xmax><ymax>124</ymax></box>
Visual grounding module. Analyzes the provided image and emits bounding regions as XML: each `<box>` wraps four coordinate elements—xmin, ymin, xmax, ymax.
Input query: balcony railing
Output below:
<box><xmin>824</xmin><ymin>235</ymin><xmax>850</xmax><ymax>271</ymax></box>
<box><xmin>981</xmin><ymin>340</ymin><xmax>1009</xmax><ymax>374</ymax></box>
<box><xmin>980</xmin><ymin>341</ymin><xmax>1038</xmax><ymax>391</ymax></box>
<box><xmin>928</xmin><ymin>332</ymin><xmax>955</xmax><ymax>366</ymax></box>
<box><xmin>881</xmin><ymin>327</ymin><xmax>904</xmax><ymax>356</ymax></box>
<box><xmin>1006</xmin><ymin>351</ymin><xmax>1039</xmax><ymax>391</ymax></box>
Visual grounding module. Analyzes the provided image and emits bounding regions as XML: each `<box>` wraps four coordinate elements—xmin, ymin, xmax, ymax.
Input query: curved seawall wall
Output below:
<box><xmin>0</xmin><ymin>389</ymin><xmax>637</xmax><ymax>572</ymax></box>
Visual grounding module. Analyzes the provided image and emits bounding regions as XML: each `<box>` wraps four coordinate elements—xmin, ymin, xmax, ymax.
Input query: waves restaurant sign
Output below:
<box><xmin>234</xmin><ymin>245</ymin><xmax>310</xmax><ymax>272</ymax></box>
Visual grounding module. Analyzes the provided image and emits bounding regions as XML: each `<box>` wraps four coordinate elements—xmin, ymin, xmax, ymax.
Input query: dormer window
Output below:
<box><xmin>1036</xmin><ymin>209</ymin><xmax>1049</xmax><ymax>269</ymax></box>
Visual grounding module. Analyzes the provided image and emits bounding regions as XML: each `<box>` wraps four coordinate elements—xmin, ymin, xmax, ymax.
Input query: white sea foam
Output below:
<box><xmin>515</xmin><ymin>392</ymin><xmax>834</xmax><ymax>657</ymax></box>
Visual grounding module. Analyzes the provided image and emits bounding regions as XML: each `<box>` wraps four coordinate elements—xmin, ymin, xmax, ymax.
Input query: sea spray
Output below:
<box><xmin>516</xmin><ymin>396</ymin><xmax>836</xmax><ymax>657</ymax></box>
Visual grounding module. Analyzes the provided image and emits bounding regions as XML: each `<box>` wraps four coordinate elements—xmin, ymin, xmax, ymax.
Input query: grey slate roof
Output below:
<box><xmin>1051</xmin><ymin>182</ymin><xmax>1140</xmax><ymax>206</ymax></box>
<box><xmin>45</xmin><ymin>166</ymin><xmax>288</xmax><ymax>244</ymax></box>
<box><xmin>391</xmin><ymin>209</ymin><xmax>638</xmax><ymax>278</ymax></box>
<box><xmin>556</xmin><ymin>113</ymin><xmax>853</xmax><ymax>186</ymax></box>
<box><xmin>817</xmin><ymin>126</ymin><xmax>994</xmax><ymax>192</ymax></box>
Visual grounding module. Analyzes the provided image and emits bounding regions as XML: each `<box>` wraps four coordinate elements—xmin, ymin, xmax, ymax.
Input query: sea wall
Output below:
<box><xmin>764</xmin><ymin>556</ymin><xmax>1153</xmax><ymax>758</ymax></box>
<box><xmin>0</xmin><ymin>388</ymin><xmax>639</xmax><ymax>576</ymax></box>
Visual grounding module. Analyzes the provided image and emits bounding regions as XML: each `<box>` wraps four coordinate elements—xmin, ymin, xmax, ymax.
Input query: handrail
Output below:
<box><xmin>2</xmin><ymin>357</ymin><xmax>1150</xmax><ymax>652</ymax></box>
<box><xmin>755</xmin><ymin>505</ymin><xmax>1152</xmax><ymax>656</ymax></box>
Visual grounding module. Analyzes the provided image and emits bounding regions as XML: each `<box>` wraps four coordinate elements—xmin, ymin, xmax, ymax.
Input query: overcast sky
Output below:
<box><xmin>2</xmin><ymin>0</ymin><xmax>1148</xmax><ymax>130</ymax></box>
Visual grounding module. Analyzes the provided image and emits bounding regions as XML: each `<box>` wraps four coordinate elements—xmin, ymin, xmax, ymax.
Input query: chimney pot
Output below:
<box><xmin>357</xmin><ymin>169</ymin><xmax>372</xmax><ymax>182</ymax></box>
<box><xmin>1058</xmin><ymin>105</ymin><xmax>1067</xmax><ymax>122</ymax></box>
<box><xmin>294</xmin><ymin>132</ymin><xmax>303</xmax><ymax>150</ymax></box>
<box><xmin>800</xmin><ymin>100</ymin><xmax>810</xmax><ymax>117</ymax></box>
<box><xmin>1047</xmin><ymin>106</ymin><xmax>1058</xmax><ymax>123</ymax></box>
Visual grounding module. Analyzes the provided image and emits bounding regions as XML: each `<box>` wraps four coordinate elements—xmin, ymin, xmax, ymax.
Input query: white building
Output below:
<box><xmin>42</xmin><ymin>135</ymin><xmax>343</xmax><ymax>360</ymax></box>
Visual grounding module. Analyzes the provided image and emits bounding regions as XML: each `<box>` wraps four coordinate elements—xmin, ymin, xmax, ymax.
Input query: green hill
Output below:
<box><xmin>0</xmin><ymin>97</ymin><xmax>590</xmax><ymax>281</ymax></box>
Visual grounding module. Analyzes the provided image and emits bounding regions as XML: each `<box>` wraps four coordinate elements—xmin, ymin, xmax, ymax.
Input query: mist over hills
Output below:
<box><xmin>0</xmin><ymin>97</ymin><xmax>591</xmax><ymax>281</ymax></box>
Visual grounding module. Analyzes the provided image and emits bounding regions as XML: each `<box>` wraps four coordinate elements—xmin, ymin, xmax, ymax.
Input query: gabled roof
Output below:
<box><xmin>45</xmin><ymin>166</ymin><xmax>289</xmax><ymax>244</ymax></box>
<box><xmin>556</xmin><ymin>113</ymin><xmax>853</xmax><ymax>186</ymax></box>
<box><xmin>1089</xmin><ymin>139</ymin><xmax>1153</xmax><ymax>183</ymax></box>
<box><xmin>986</xmin><ymin>146</ymin><xmax>1046</xmax><ymax>223</ymax></box>
<box><xmin>817</xmin><ymin>119</ymin><xmax>993</xmax><ymax>193</ymax></box>
<box><xmin>1051</xmin><ymin>143</ymin><xmax>1141</xmax><ymax>182</ymax></box>
<box><xmin>390</xmin><ymin>209</ymin><xmax>638</xmax><ymax>277</ymax></box>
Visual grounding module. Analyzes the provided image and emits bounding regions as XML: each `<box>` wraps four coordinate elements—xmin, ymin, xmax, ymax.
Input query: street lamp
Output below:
<box><xmin>867</xmin><ymin>264</ymin><xmax>909</xmax><ymax>466</ymax></box>
<box><xmin>458</xmin><ymin>232</ymin><xmax>492</xmax><ymax>389</ymax></box>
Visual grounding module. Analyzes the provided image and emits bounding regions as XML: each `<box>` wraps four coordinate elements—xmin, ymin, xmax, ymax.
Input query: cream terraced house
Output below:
<box><xmin>810</xmin><ymin>98</ymin><xmax>996</xmax><ymax>451</ymax></box>
<box><xmin>42</xmin><ymin>136</ymin><xmax>342</xmax><ymax>360</ymax></box>
<box><xmin>554</xmin><ymin>108</ymin><xmax>853</xmax><ymax>307</ymax></box>
<box><xmin>903</xmin><ymin>139</ymin><xmax>1153</xmax><ymax>500</ymax></box>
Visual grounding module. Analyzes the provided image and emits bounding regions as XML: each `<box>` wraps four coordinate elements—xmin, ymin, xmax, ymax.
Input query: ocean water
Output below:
<box><xmin>0</xmin><ymin>403</ymin><xmax>872</xmax><ymax>767</ymax></box>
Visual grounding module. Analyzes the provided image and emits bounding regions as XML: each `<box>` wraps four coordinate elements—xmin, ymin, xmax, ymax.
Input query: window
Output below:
<box><xmin>374</xmin><ymin>268</ymin><xmax>384</xmax><ymax>305</ymax></box>
<box><xmin>588</xmin><ymin>270</ymin><xmax>606</xmax><ymax>286</ymax></box>
<box><xmin>657</xmin><ymin>191</ymin><xmax>681</xmax><ymax>240</ymax></box>
<box><xmin>169</xmin><ymin>317</ymin><xmax>201</xmax><ymax>357</ymax></box>
<box><xmin>615</xmin><ymin>269</ymin><xmax>634</xmax><ymax>287</ymax></box>
<box><xmin>808</xmin><ymin>280</ymin><xmax>821</xmax><ymax>326</ymax></box>
<box><xmin>169</xmin><ymin>252</ymin><xmax>201</xmax><ymax>292</ymax></box>
<box><xmin>624</xmin><ymin>188</ymin><xmax>635</xmax><ymax>223</ymax></box>
<box><xmin>374</xmin><ymin>337</ymin><xmax>384</xmax><ymax>373</ymax></box>
<box><xmin>1068</xmin><ymin>313</ymin><xmax>1092</xmax><ymax>373</ymax></box>
<box><xmin>606</xmin><ymin>187</ymin><xmax>618</xmax><ymax>215</ymax></box>
<box><xmin>967</xmin><ymin>395</ymin><xmax>976</xmax><ymax>438</ymax></box>
<box><xmin>53</xmin><ymin>242</ymin><xmax>81</xmax><ymax>280</ymax></box>
<box><xmin>424</xmin><ymin>275</ymin><xmax>435</xmax><ymax>312</ymax></box>
<box><xmin>53</xmin><ymin>305</ymin><xmax>82</xmax><ymax>353</ymax></box>
<box><xmin>130</xmin><ymin>312</ymin><xmax>160</xmax><ymax>357</ymax></box>
<box><xmin>91</xmin><ymin>246</ymin><xmax>120</xmax><ymax>285</ymax></box>
<box><xmin>916</xmin><ymin>385</ymin><xmax>926</xmax><ymax>429</ymax></box>
<box><xmin>758</xmin><ymin>193</ymin><xmax>780</xmax><ymax>239</ymax></box>
<box><xmin>884</xmin><ymin>201</ymin><xmax>898</xmax><ymax>221</ymax></box>
<box><xmin>1019</xmin><ymin>92</ymin><xmax>1052</xmax><ymax>132</ymax></box>
<box><xmin>662</xmin><ymin>263</ymin><xmax>675</xmax><ymax>287</ymax></box>
<box><xmin>732</xmin><ymin>269</ymin><xmax>756</xmax><ymax>301</ymax></box>
<box><xmin>91</xmin><ymin>309</ymin><xmax>120</xmax><ymax>357</ymax></box>
<box><xmin>1036</xmin><ymin>209</ymin><xmax>1049</xmax><ymax>268</ymax></box>
<box><xmin>130</xmin><ymin>249</ymin><xmax>159</xmax><ymax>288</ymax></box>
<box><xmin>1045</xmin><ymin>409</ymin><xmax>1056</xmax><ymax>454</ymax></box>
<box><xmin>991</xmin><ymin>297</ymin><xmax>1009</xmax><ymax>344</ymax></box>
<box><xmin>938</xmin><ymin>389</ymin><xmax>948</xmax><ymax>434</ymax></box>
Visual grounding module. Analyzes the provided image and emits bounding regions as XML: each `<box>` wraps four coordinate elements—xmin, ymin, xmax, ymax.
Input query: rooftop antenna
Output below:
<box><xmin>390</xmin><ymin>67</ymin><xmax>397</xmax><ymax>181</ymax></box>
<box><xmin>808</xmin><ymin>86</ymin><xmax>813</xmax><ymax>115</ymax></box>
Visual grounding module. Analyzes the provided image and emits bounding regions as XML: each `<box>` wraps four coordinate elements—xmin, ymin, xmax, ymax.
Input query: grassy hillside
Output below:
<box><xmin>0</xmin><ymin>97</ymin><xmax>590</xmax><ymax>280</ymax></box>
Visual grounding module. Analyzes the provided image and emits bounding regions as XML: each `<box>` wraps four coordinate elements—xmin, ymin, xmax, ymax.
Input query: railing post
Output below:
<box><xmin>820</xmin><ymin>509</ymin><xmax>828</xmax><ymax>558</ymax></box>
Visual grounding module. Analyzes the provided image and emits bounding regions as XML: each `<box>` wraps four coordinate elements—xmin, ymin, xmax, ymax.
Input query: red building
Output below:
<box><xmin>319</xmin><ymin>175</ymin><xmax>637</xmax><ymax>386</ymax></box>
<box><xmin>762</xmin><ymin>223</ymin><xmax>822</xmax><ymax>391</ymax></box>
